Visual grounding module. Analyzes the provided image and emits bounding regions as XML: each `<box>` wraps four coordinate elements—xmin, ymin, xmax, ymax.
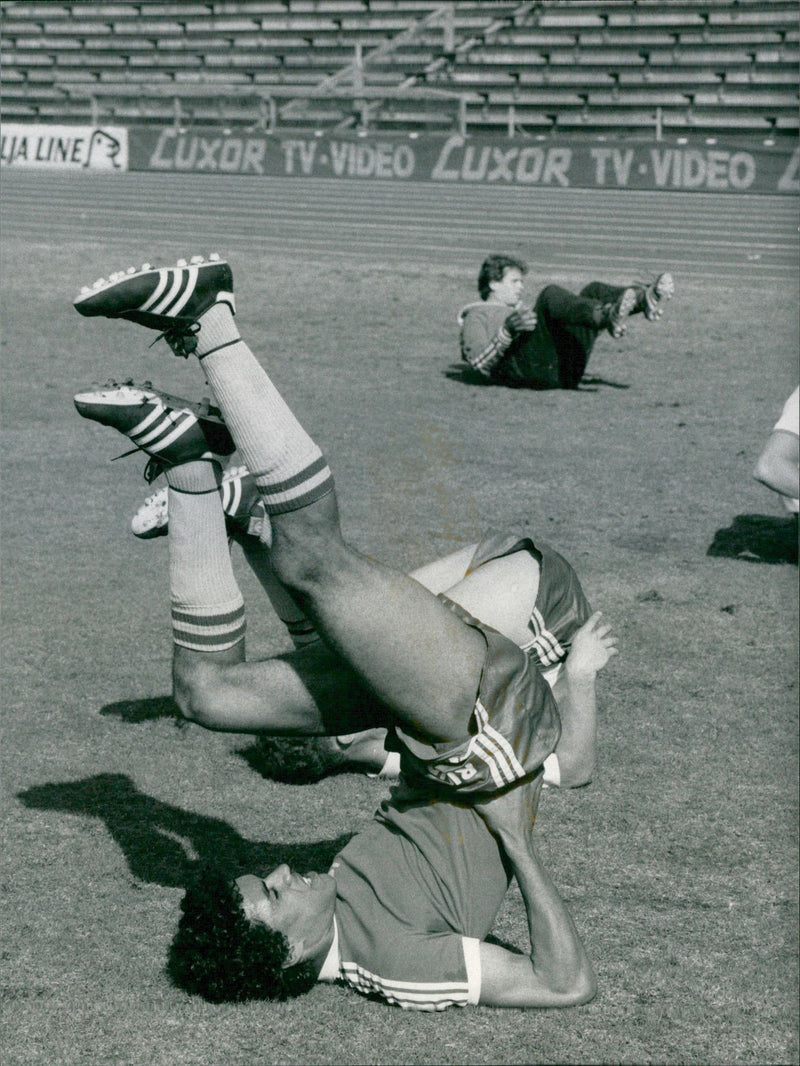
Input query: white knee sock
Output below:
<box><xmin>195</xmin><ymin>304</ymin><xmax>334</xmax><ymax>515</ymax></box>
<box><xmin>165</xmin><ymin>460</ymin><xmax>246</xmax><ymax>652</ymax></box>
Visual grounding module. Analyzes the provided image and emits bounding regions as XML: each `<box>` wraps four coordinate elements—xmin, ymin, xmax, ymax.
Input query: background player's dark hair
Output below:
<box><xmin>478</xmin><ymin>254</ymin><xmax>528</xmax><ymax>300</ymax></box>
<box><xmin>166</xmin><ymin>867</ymin><xmax>317</xmax><ymax>1003</ymax></box>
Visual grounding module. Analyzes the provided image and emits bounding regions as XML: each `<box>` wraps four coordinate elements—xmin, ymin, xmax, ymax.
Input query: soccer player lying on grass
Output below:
<box><xmin>460</xmin><ymin>253</ymin><xmax>674</xmax><ymax>390</ymax></box>
<box><xmin>73</xmin><ymin>255</ymin><xmax>616</xmax><ymax>1009</ymax></box>
<box><xmin>128</xmin><ymin>465</ymin><xmax>598</xmax><ymax>786</ymax></box>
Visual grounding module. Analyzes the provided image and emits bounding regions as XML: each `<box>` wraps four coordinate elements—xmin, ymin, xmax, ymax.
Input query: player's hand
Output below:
<box><xmin>565</xmin><ymin>612</ymin><xmax>618</xmax><ymax>679</ymax></box>
<box><xmin>505</xmin><ymin>309</ymin><xmax>537</xmax><ymax>335</ymax></box>
<box><xmin>474</xmin><ymin>775</ymin><xmax>543</xmax><ymax>841</ymax></box>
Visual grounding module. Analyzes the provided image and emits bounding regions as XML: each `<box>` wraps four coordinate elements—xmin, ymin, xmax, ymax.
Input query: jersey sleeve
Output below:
<box><xmin>338</xmin><ymin>932</ymin><xmax>481</xmax><ymax>1010</ymax></box>
<box><xmin>460</xmin><ymin>305</ymin><xmax>512</xmax><ymax>375</ymax></box>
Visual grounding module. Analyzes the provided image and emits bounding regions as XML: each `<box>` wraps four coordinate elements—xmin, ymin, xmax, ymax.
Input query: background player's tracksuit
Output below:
<box><xmin>459</xmin><ymin>282</ymin><xmax>638</xmax><ymax>389</ymax></box>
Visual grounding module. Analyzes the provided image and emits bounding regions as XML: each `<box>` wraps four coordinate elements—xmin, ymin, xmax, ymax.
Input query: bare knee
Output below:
<box><xmin>270</xmin><ymin>511</ymin><xmax>351</xmax><ymax>601</ymax></box>
<box><xmin>172</xmin><ymin>654</ymin><xmax>233</xmax><ymax>730</ymax></box>
<box><xmin>268</xmin><ymin>494</ymin><xmax>350</xmax><ymax>592</ymax></box>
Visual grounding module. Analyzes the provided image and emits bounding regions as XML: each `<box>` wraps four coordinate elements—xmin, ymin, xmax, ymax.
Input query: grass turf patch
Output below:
<box><xmin>1</xmin><ymin>178</ymin><xmax>797</xmax><ymax>1066</ymax></box>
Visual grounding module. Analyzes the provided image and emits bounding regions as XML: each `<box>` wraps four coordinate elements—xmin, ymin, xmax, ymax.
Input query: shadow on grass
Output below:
<box><xmin>443</xmin><ymin>364</ymin><xmax>630</xmax><ymax>391</ymax></box>
<box><xmin>707</xmin><ymin>513</ymin><xmax>798</xmax><ymax>565</ymax></box>
<box><xmin>100</xmin><ymin>695</ymin><xmax>181</xmax><ymax>724</ymax></box>
<box><xmin>579</xmin><ymin>374</ymin><xmax>631</xmax><ymax>390</ymax></box>
<box><xmin>17</xmin><ymin>773</ymin><xmax>352</xmax><ymax>888</ymax></box>
<box><xmin>237</xmin><ymin>736</ymin><xmax>366</xmax><ymax>785</ymax></box>
<box><xmin>99</xmin><ymin>701</ymin><xmax>361</xmax><ymax>785</ymax></box>
<box><xmin>444</xmin><ymin>364</ymin><xmax>509</xmax><ymax>387</ymax></box>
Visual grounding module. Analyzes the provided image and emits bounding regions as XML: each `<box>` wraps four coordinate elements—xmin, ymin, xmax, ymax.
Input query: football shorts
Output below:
<box><xmin>391</xmin><ymin>595</ymin><xmax>561</xmax><ymax>795</ymax></box>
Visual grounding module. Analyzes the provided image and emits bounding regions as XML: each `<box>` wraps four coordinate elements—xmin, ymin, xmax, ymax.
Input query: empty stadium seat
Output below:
<box><xmin>1</xmin><ymin>0</ymin><xmax>797</xmax><ymax>139</ymax></box>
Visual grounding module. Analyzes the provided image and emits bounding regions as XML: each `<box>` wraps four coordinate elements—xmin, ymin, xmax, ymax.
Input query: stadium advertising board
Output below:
<box><xmin>0</xmin><ymin>123</ymin><xmax>128</xmax><ymax>170</ymax></box>
<box><xmin>130</xmin><ymin>127</ymin><xmax>798</xmax><ymax>194</ymax></box>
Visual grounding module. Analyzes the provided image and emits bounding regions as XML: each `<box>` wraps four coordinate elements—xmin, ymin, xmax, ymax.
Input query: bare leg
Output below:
<box><xmin>173</xmin><ymin>531</ymin><xmax>538</xmax><ymax>744</ymax></box>
<box><xmin>173</xmin><ymin>638</ymin><xmax>388</xmax><ymax>736</ymax></box>
<box><xmin>327</xmin><ymin>546</ymin><xmax>542</xmax><ymax>773</ymax></box>
<box><xmin>233</xmin><ymin>529</ymin><xmax>319</xmax><ymax>648</ymax></box>
<box><xmin>193</xmin><ymin>304</ymin><xmax>486</xmax><ymax>746</ymax></box>
<box><xmin>265</xmin><ymin>495</ymin><xmax>485</xmax><ymax>743</ymax></box>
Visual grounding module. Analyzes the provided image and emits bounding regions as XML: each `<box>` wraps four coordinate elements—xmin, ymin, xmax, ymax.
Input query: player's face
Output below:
<box><xmin>236</xmin><ymin>865</ymin><xmax>336</xmax><ymax>964</ymax></box>
<box><xmin>490</xmin><ymin>267</ymin><xmax>525</xmax><ymax>306</ymax></box>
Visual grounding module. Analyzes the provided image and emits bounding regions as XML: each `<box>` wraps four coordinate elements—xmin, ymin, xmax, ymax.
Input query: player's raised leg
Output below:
<box><xmin>72</xmin><ymin>381</ymin><xmax>388</xmax><ymax>736</ymax></box>
<box><xmin>192</xmin><ymin>298</ymin><xmax>485</xmax><ymax>744</ymax></box>
<box><xmin>75</xmin><ymin>257</ymin><xmax>486</xmax><ymax>747</ymax></box>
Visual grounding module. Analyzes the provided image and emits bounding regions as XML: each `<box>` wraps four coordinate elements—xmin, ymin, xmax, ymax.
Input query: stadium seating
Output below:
<box><xmin>1</xmin><ymin>0</ymin><xmax>797</xmax><ymax>138</ymax></box>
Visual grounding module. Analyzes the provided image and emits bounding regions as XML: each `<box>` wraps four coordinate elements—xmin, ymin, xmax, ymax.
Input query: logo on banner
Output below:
<box><xmin>0</xmin><ymin>124</ymin><xmax>128</xmax><ymax>169</ymax></box>
<box><xmin>84</xmin><ymin>129</ymin><xmax>123</xmax><ymax>169</ymax></box>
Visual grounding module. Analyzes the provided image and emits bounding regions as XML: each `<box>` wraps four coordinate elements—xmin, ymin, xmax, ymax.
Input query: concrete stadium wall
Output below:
<box><xmin>2</xmin><ymin>123</ymin><xmax>798</xmax><ymax>194</ymax></box>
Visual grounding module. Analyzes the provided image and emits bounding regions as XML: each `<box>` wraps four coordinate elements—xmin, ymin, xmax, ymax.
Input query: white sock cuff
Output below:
<box><xmin>171</xmin><ymin>594</ymin><xmax>246</xmax><ymax>652</ymax></box>
<box><xmin>254</xmin><ymin>454</ymin><xmax>335</xmax><ymax>515</ymax></box>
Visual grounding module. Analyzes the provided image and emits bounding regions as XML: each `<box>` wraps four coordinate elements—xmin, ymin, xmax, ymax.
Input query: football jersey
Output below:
<box><xmin>323</xmin><ymin>781</ymin><xmax>511</xmax><ymax>1010</ymax></box>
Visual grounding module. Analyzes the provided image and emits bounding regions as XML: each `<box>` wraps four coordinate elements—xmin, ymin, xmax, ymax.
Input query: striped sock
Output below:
<box><xmin>195</xmin><ymin>303</ymin><xmax>334</xmax><ymax>515</ymax></box>
<box><xmin>166</xmin><ymin>461</ymin><xmax>246</xmax><ymax>653</ymax></box>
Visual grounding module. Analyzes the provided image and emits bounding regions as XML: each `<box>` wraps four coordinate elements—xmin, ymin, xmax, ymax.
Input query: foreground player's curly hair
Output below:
<box><xmin>478</xmin><ymin>254</ymin><xmax>528</xmax><ymax>300</ymax></box>
<box><xmin>166</xmin><ymin>867</ymin><xmax>317</xmax><ymax>1003</ymax></box>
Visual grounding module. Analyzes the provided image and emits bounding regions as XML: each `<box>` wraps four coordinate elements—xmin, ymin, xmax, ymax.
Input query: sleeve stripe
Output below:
<box><xmin>464</xmin><ymin>327</ymin><xmax>512</xmax><ymax>374</ymax></box>
<box><xmin>340</xmin><ymin>962</ymin><xmax>471</xmax><ymax>1011</ymax></box>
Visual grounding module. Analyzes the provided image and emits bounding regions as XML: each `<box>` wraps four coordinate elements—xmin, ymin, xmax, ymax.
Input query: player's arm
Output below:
<box><xmin>549</xmin><ymin>612</ymin><xmax>617</xmax><ymax>788</ymax></box>
<box><xmin>475</xmin><ymin>781</ymin><xmax>596</xmax><ymax>1008</ymax></box>
<box><xmin>460</xmin><ymin>309</ymin><xmax>514</xmax><ymax>376</ymax></box>
<box><xmin>753</xmin><ymin>428</ymin><xmax>799</xmax><ymax>501</ymax></box>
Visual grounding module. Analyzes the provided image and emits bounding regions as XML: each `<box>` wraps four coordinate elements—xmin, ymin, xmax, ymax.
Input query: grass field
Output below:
<box><xmin>1</xmin><ymin>172</ymin><xmax>798</xmax><ymax>1066</ymax></box>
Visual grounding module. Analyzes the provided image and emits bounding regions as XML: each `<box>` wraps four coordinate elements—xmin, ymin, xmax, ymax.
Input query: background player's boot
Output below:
<box><xmin>74</xmin><ymin>381</ymin><xmax>235</xmax><ymax>477</ymax></box>
<box><xmin>601</xmin><ymin>287</ymin><xmax>637</xmax><ymax>338</ymax></box>
<box><xmin>131</xmin><ymin>464</ymin><xmax>262</xmax><ymax>539</ymax></box>
<box><xmin>73</xmin><ymin>255</ymin><xmax>234</xmax><ymax>357</ymax></box>
<box><xmin>636</xmin><ymin>272</ymin><xmax>675</xmax><ymax>321</ymax></box>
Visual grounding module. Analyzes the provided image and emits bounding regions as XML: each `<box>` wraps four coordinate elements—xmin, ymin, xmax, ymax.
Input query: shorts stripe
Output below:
<box><xmin>475</xmin><ymin>723</ymin><xmax>527</xmax><ymax>785</ymax></box>
<box><xmin>524</xmin><ymin>607</ymin><xmax>565</xmax><ymax>666</ymax></box>
<box><xmin>464</xmin><ymin>699</ymin><xmax>528</xmax><ymax>788</ymax></box>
